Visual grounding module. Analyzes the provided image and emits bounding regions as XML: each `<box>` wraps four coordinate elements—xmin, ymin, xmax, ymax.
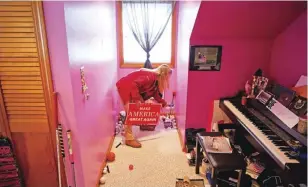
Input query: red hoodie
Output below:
<box><xmin>116</xmin><ymin>70</ymin><xmax>166</xmax><ymax>105</ymax></box>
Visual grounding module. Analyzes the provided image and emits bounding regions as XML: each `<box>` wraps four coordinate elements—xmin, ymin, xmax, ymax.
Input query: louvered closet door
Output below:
<box><xmin>0</xmin><ymin>2</ymin><xmax>59</xmax><ymax>187</ymax></box>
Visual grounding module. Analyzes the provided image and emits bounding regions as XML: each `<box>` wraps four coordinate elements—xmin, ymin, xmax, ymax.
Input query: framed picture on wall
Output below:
<box><xmin>189</xmin><ymin>45</ymin><xmax>223</xmax><ymax>71</ymax></box>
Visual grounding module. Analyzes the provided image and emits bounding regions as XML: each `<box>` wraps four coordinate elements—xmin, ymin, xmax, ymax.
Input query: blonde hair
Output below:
<box><xmin>141</xmin><ymin>64</ymin><xmax>172</xmax><ymax>93</ymax></box>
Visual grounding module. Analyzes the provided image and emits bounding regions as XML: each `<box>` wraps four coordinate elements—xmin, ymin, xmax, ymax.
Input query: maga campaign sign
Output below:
<box><xmin>125</xmin><ymin>103</ymin><xmax>161</xmax><ymax>125</ymax></box>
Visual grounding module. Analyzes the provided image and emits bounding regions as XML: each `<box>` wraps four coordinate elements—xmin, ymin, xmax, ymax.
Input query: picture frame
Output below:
<box><xmin>189</xmin><ymin>45</ymin><xmax>223</xmax><ymax>71</ymax></box>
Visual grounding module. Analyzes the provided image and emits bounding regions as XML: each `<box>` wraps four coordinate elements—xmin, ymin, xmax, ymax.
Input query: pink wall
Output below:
<box><xmin>186</xmin><ymin>1</ymin><xmax>306</xmax><ymax>131</ymax></box>
<box><xmin>187</xmin><ymin>39</ymin><xmax>272</xmax><ymax>130</ymax></box>
<box><xmin>44</xmin><ymin>2</ymin><xmax>117</xmax><ymax>187</ymax></box>
<box><xmin>175</xmin><ymin>1</ymin><xmax>201</xmax><ymax>145</ymax></box>
<box><xmin>269</xmin><ymin>11</ymin><xmax>307</xmax><ymax>87</ymax></box>
<box><xmin>191</xmin><ymin>1</ymin><xmax>306</xmax><ymax>39</ymax></box>
<box><xmin>43</xmin><ymin>2</ymin><xmax>83</xmax><ymax>186</ymax></box>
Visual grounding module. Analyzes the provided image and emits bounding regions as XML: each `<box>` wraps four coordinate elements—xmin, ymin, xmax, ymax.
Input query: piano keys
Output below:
<box><xmin>223</xmin><ymin>99</ymin><xmax>299</xmax><ymax>169</ymax></box>
<box><xmin>220</xmin><ymin>96</ymin><xmax>307</xmax><ymax>185</ymax></box>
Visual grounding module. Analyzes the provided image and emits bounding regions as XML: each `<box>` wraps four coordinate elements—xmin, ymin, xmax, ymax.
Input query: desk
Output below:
<box><xmin>195</xmin><ymin>132</ymin><xmax>247</xmax><ymax>187</ymax></box>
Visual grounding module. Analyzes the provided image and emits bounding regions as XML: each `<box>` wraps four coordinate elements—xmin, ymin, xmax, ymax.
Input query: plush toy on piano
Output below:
<box><xmin>245</xmin><ymin>69</ymin><xmax>269</xmax><ymax>98</ymax></box>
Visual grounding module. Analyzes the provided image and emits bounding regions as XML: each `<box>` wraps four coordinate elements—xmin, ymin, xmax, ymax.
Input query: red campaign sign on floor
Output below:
<box><xmin>125</xmin><ymin>103</ymin><xmax>161</xmax><ymax>125</ymax></box>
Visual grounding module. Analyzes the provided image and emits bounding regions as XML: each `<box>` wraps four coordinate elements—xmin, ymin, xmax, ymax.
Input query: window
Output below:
<box><xmin>116</xmin><ymin>2</ymin><xmax>176</xmax><ymax>68</ymax></box>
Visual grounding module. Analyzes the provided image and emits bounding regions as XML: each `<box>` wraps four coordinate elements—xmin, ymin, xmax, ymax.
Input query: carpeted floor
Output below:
<box><xmin>102</xmin><ymin>126</ymin><xmax>209</xmax><ymax>187</ymax></box>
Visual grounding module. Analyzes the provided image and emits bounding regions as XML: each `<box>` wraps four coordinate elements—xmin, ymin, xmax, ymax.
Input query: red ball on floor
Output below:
<box><xmin>129</xmin><ymin>164</ymin><xmax>134</xmax><ymax>170</ymax></box>
<box><xmin>106</xmin><ymin>152</ymin><xmax>115</xmax><ymax>162</ymax></box>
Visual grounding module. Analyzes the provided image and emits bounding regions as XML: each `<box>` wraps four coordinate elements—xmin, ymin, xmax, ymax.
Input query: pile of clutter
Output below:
<box><xmin>99</xmin><ymin>166</ymin><xmax>108</xmax><ymax>186</ymax></box>
<box><xmin>175</xmin><ymin>176</ymin><xmax>205</xmax><ymax>187</ymax></box>
<box><xmin>185</xmin><ymin>128</ymin><xmax>206</xmax><ymax>153</ymax></box>
<box><xmin>160</xmin><ymin>113</ymin><xmax>176</xmax><ymax>129</ymax></box>
<box><xmin>99</xmin><ymin>152</ymin><xmax>115</xmax><ymax>186</ymax></box>
<box><xmin>115</xmin><ymin>111</ymin><xmax>126</xmax><ymax>136</ymax></box>
<box><xmin>186</xmin><ymin>149</ymin><xmax>196</xmax><ymax>166</ymax></box>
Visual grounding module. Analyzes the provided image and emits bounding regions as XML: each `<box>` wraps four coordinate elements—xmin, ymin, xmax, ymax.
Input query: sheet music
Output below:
<box><xmin>266</xmin><ymin>98</ymin><xmax>299</xmax><ymax>129</ymax></box>
<box><xmin>201</xmin><ymin>136</ymin><xmax>233</xmax><ymax>154</ymax></box>
<box><xmin>256</xmin><ymin>90</ymin><xmax>299</xmax><ymax>129</ymax></box>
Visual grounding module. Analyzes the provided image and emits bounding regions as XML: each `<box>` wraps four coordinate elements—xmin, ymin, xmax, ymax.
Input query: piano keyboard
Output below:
<box><xmin>223</xmin><ymin>100</ymin><xmax>299</xmax><ymax>169</ymax></box>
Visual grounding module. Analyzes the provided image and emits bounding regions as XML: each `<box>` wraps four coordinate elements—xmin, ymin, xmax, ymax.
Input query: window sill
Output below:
<box><xmin>120</xmin><ymin>62</ymin><xmax>175</xmax><ymax>69</ymax></box>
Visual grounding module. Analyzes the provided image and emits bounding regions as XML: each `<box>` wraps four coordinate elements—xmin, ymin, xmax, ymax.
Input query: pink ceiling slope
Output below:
<box><xmin>192</xmin><ymin>1</ymin><xmax>307</xmax><ymax>39</ymax></box>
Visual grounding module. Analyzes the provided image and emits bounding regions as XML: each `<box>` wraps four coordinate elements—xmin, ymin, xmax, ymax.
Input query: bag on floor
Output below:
<box><xmin>0</xmin><ymin>136</ymin><xmax>24</xmax><ymax>187</ymax></box>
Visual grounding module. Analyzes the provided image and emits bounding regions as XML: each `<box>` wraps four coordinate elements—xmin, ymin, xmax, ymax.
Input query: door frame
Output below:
<box><xmin>32</xmin><ymin>2</ymin><xmax>68</xmax><ymax>186</ymax></box>
<box><xmin>32</xmin><ymin>1</ymin><xmax>57</xmax><ymax>156</ymax></box>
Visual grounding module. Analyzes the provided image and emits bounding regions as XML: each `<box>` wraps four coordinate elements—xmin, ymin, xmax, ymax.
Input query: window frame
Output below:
<box><xmin>116</xmin><ymin>1</ymin><xmax>177</xmax><ymax>68</ymax></box>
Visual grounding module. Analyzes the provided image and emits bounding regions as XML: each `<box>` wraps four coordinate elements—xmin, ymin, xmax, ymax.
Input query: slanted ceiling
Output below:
<box><xmin>192</xmin><ymin>1</ymin><xmax>307</xmax><ymax>39</ymax></box>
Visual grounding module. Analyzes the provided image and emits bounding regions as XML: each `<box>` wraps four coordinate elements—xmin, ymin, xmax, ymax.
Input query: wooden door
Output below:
<box><xmin>0</xmin><ymin>2</ymin><xmax>65</xmax><ymax>186</ymax></box>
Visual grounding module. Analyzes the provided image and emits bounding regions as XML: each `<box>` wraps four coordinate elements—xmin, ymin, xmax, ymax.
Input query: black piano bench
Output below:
<box><xmin>195</xmin><ymin>132</ymin><xmax>247</xmax><ymax>187</ymax></box>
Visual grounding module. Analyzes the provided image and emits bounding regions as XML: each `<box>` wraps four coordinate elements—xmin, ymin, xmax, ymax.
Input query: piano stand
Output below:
<box><xmin>195</xmin><ymin>132</ymin><xmax>247</xmax><ymax>187</ymax></box>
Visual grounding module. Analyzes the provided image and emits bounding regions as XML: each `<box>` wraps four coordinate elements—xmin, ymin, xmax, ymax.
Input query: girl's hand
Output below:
<box><xmin>135</xmin><ymin>101</ymin><xmax>142</xmax><ymax>109</ymax></box>
<box><xmin>161</xmin><ymin>100</ymin><xmax>167</xmax><ymax>107</ymax></box>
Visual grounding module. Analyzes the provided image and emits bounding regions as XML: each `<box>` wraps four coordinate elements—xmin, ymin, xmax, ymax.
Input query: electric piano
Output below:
<box><xmin>220</xmin><ymin>94</ymin><xmax>307</xmax><ymax>185</ymax></box>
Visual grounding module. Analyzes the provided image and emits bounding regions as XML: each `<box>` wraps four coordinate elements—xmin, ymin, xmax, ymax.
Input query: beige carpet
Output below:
<box><xmin>101</xmin><ymin>127</ymin><xmax>209</xmax><ymax>187</ymax></box>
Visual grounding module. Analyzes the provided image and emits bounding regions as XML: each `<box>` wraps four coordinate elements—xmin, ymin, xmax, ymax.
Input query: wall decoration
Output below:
<box><xmin>66</xmin><ymin>130</ymin><xmax>77</xmax><ymax>187</ymax></box>
<box><xmin>189</xmin><ymin>45</ymin><xmax>222</xmax><ymax>71</ymax></box>
<box><xmin>80</xmin><ymin>66</ymin><xmax>90</xmax><ymax>100</ymax></box>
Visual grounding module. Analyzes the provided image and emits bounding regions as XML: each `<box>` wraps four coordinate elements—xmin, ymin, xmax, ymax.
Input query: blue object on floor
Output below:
<box><xmin>206</xmin><ymin>170</ymin><xmax>213</xmax><ymax>185</ymax></box>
